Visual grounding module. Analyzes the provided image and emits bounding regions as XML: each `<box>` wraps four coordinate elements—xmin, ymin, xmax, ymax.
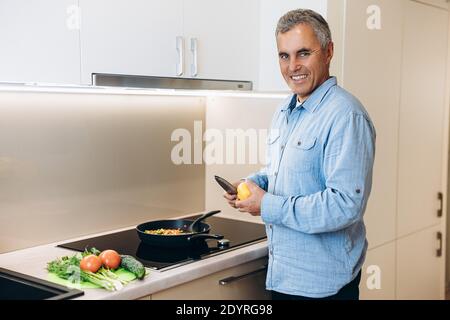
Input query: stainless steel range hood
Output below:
<box><xmin>92</xmin><ymin>73</ymin><xmax>253</xmax><ymax>91</ymax></box>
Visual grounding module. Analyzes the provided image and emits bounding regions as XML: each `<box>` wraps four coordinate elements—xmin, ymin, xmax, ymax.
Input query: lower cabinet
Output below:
<box><xmin>148</xmin><ymin>257</ymin><xmax>270</xmax><ymax>300</ymax></box>
<box><xmin>396</xmin><ymin>225</ymin><xmax>445</xmax><ymax>300</ymax></box>
<box><xmin>360</xmin><ymin>225</ymin><xmax>445</xmax><ymax>300</ymax></box>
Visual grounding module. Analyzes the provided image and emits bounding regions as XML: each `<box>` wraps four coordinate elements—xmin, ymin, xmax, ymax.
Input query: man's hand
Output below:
<box><xmin>223</xmin><ymin>180</ymin><xmax>242</xmax><ymax>209</ymax></box>
<box><xmin>235</xmin><ymin>181</ymin><xmax>266</xmax><ymax>216</ymax></box>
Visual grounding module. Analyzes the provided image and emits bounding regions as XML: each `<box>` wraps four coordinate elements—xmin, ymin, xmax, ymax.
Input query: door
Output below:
<box><xmin>397</xmin><ymin>0</ymin><xmax>448</xmax><ymax>237</ymax></box>
<box><xmin>182</xmin><ymin>0</ymin><xmax>259</xmax><ymax>82</ymax></box>
<box><xmin>79</xmin><ymin>0</ymin><xmax>183</xmax><ymax>84</ymax></box>
<box><xmin>396</xmin><ymin>225</ymin><xmax>445</xmax><ymax>299</ymax></box>
<box><xmin>342</xmin><ymin>0</ymin><xmax>403</xmax><ymax>248</ymax></box>
<box><xmin>0</xmin><ymin>0</ymin><xmax>81</xmax><ymax>84</ymax></box>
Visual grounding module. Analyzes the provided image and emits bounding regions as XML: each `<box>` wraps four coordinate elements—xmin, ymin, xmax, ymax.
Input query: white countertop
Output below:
<box><xmin>0</xmin><ymin>215</ymin><xmax>268</xmax><ymax>300</ymax></box>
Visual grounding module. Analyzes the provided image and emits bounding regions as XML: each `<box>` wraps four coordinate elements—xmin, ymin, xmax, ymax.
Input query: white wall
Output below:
<box><xmin>257</xmin><ymin>0</ymin><xmax>328</xmax><ymax>92</ymax></box>
<box><xmin>204</xmin><ymin>95</ymin><xmax>286</xmax><ymax>223</ymax></box>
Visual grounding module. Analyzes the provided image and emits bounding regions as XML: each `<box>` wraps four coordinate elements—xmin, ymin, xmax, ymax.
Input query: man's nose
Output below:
<box><xmin>288</xmin><ymin>57</ymin><xmax>301</xmax><ymax>72</ymax></box>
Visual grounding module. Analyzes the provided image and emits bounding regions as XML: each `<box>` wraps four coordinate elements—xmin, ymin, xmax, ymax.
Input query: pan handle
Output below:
<box><xmin>187</xmin><ymin>234</ymin><xmax>224</xmax><ymax>242</ymax></box>
<box><xmin>188</xmin><ymin>210</ymin><xmax>221</xmax><ymax>232</ymax></box>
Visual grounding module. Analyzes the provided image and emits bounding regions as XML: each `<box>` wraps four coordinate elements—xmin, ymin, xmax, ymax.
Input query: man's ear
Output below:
<box><xmin>326</xmin><ymin>41</ymin><xmax>334</xmax><ymax>65</ymax></box>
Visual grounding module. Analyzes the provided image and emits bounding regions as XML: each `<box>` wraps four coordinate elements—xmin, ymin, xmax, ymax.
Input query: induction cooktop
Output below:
<box><xmin>58</xmin><ymin>215</ymin><xmax>267</xmax><ymax>271</ymax></box>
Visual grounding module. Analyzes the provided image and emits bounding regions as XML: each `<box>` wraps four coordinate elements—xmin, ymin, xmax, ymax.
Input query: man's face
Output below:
<box><xmin>277</xmin><ymin>23</ymin><xmax>333</xmax><ymax>102</ymax></box>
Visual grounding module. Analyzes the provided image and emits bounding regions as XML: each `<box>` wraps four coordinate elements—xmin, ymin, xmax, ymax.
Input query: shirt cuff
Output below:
<box><xmin>246</xmin><ymin>174</ymin><xmax>266</xmax><ymax>190</ymax></box>
<box><xmin>261</xmin><ymin>193</ymin><xmax>286</xmax><ymax>225</ymax></box>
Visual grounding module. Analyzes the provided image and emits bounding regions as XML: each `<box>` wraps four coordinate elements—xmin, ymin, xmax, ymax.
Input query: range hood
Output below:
<box><xmin>92</xmin><ymin>73</ymin><xmax>253</xmax><ymax>91</ymax></box>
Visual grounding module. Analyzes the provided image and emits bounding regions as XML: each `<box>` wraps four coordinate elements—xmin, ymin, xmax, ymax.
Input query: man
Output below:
<box><xmin>224</xmin><ymin>9</ymin><xmax>376</xmax><ymax>300</ymax></box>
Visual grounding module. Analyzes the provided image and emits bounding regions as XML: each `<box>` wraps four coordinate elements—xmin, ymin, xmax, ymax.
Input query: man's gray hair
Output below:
<box><xmin>276</xmin><ymin>9</ymin><xmax>332</xmax><ymax>49</ymax></box>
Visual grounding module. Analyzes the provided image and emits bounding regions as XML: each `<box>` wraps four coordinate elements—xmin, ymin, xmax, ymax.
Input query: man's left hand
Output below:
<box><xmin>235</xmin><ymin>181</ymin><xmax>266</xmax><ymax>216</ymax></box>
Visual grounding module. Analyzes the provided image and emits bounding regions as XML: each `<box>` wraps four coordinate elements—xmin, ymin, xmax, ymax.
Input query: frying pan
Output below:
<box><xmin>136</xmin><ymin>210</ymin><xmax>223</xmax><ymax>247</ymax></box>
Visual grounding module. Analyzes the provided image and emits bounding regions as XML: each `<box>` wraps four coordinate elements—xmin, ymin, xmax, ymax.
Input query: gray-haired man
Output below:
<box><xmin>224</xmin><ymin>9</ymin><xmax>376</xmax><ymax>300</ymax></box>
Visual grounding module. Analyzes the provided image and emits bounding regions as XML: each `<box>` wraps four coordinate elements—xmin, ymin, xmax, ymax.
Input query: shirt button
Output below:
<box><xmin>269</xmin><ymin>224</ymin><xmax>273</xmax><ymax>229</ymax></box>
<box><xmin>270</xmin><ymin>250</ymin><xmax>273</xmax><ymax>255</ymax></box>
<box><xmin>281</xmin><ymin>145</ymin><xmax>285</xmax><ymax>151</ymax></box>
<box><xmin>274</xmin><ymin>172</ymin><xmax>278</xmax><ymax>177</ymax></box>
<box><xmin>297</xmin><ymin>141</ymin><xmax>302</xmax><ymax>146</ymax></box>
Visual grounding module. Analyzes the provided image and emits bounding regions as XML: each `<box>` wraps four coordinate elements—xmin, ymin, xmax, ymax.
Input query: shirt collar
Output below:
<box><xmin>282</xmin><ymin>76</ymin><xmax>337</xmax><ymax>114</ymax></box>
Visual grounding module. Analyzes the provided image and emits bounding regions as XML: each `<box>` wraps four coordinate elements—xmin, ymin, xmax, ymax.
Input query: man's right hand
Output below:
<box><xmin>223</xmin><ymin>180</ymin><xmax>241</xmax><ymax>209</ymax></box>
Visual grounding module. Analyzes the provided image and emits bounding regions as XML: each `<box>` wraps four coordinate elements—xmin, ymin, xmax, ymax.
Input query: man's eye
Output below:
<box><xmin>279</xmin><ymin>54</ymin><xmax>288</xmax><ymax>60</ymax></box>
<box><xmin>299</xmin><ymin>52</ymin><xmax>311</xmax><ymax>58</ymax></box>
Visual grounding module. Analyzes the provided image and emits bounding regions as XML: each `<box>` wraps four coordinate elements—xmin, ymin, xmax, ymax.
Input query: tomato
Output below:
<box><xmin>80</xmin><ymin>255</ymin><xmax>102</xmax><ymax>273</ymax></box>
<box><xmin>99</xmin><ymin>250</ymin><xmax>121</xmax><ymax>270</ymax></box>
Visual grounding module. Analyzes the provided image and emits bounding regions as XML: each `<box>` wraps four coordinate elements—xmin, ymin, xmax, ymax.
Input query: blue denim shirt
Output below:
<box><xmin>247</xmin><ymin>77</ymin><xmax>376</xmax><ymax>298</ymax></box>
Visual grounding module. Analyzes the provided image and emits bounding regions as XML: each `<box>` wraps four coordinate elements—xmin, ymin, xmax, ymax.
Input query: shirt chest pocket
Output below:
<box><xmin>285</xmin><ymin>136</ymin><xmax>318</xmax><ymax>173</ymax></box>
<box><xmin>266</xmin><ymin>132</ymin><xmax>281</xmax><ymax>173</ymax></box>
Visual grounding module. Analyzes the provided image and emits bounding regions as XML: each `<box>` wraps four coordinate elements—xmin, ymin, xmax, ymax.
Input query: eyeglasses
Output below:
<box><xmin>279</xmin><ymin>48</ymin><xmax>321</xmax><ymax>61</ymax></box>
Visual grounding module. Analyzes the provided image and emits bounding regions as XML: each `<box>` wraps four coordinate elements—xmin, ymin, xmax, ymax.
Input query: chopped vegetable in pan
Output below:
<box><xmin>144</xmin><ymin>228</ymin><xmax>185</xmax><ymax>235</ymax></box>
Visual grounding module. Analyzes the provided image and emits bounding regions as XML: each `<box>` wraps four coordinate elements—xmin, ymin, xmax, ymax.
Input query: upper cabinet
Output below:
<box><xmin>79</xmin><ymin>0</ymin><xmax>259</xmax><ymax>85</ymax></box>
<box><xmin>0</xmin><ymin>0</ymin><xmax>81</xmax><ymax>85</ymax></box>
<box><xmin>182</xmin><ymin>0</ymin><xmax>259</xmax><ymax>81</ymax></box>
<box><xmin>0</xmin><ymin>0</ymin><xmax>329</xmax><ymax>89</ymax></box>
<box><xmin>79</xmin><ymin>0</ymin><xmax>184</xmax><ymax>85</ymax></box>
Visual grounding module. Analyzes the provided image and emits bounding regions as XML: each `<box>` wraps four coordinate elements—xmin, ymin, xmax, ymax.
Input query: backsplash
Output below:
<box><xmin>0</xmin><ymin>90</ymin><xmax>206</xmax><ymax>253</ymax></box>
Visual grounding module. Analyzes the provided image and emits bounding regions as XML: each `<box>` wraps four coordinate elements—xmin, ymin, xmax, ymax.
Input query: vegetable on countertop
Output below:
<box><xmin>99</xmin><ymin>250</ymin><xmax>121</xmax><ymax>270</ymax></box>
<box><xmin>120</xmin><ymin>255</ymin><xmax>146</xmax><ymax>280</ymax></box>
<box><xmin>47</xmin><ymin>253</ymin><xmax>124</xmax><ymax>291</ymax></box>
<box><xmin>46</xmin><ymin>248</ymin><xmax>148</xmax><ymax>291</ymax></box>
<box><xmin>80</xmin><ymin>254</ymin><xmax>102</xmax><ymax>273</ymax></box>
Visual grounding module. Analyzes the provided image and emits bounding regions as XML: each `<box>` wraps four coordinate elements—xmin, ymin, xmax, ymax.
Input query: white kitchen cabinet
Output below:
<box><xmin>397</xmin><ymin>0</ymin><xmax>448</xmax><ymax>237</ymax></box>
<box><xmin>79</xmin><ymin>0</ymin><xmax>184</xmax><ymax>85</ymax></box>
<box><xmin>339</xmin><ymin>0</ymin><xmax>403</xmax><ymax>248</ymax></box>
<box><xmin>79</xmin><ymin>0</ymin><xmax>259</xmax><ymax>85</ymax></box>
<box><xmin>150</xmin><ymin>257</ymin><xmax>270</xmax><ymax>300</ymax></box>
<box><xmin>182</xmin><ymin>0</ymin><xmax>259</xmax><ymax>82</ymax></box>
<box><xmin>328</xmin><ymin>0</ymin><xmax>450</xmax><ymax>300</ymax></box>
<box><xmin>396</xmin><ymin>225</ymin><xmax>445</xmax><ymax>299</ymax></box>
<box><xmin>360</xmin><ymin>241</ymin><xmax>396</xmax><ymax>300</ymax></box>
<box><xmin>0</xmin><ymin>0</ymin><xmax>80</xmax><ymax>84</ymax></box>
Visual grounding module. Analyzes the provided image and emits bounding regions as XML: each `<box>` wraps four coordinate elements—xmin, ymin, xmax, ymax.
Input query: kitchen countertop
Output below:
<box><xmin>0</xmin><ymin>215</ymin><xmax>268</xmax><ymax>300</ymax></box>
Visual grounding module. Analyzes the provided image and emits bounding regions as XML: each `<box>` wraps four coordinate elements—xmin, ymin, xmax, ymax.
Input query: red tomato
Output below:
<box><xmin>80</xmin><ymin>255</ymin><xmax>102</xmax><ymax>273</ymax></box>
<box><xmin>99</xmin><ymin>250</ymin><xmax>121</xmax><ymax>270</ymax></box>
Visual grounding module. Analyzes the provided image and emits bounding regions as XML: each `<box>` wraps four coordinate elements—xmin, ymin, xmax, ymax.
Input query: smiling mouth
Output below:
<box><xmin>290</xmin><ymin>74</ymin><xmax>308</xmax><ymax>81</ymax></box>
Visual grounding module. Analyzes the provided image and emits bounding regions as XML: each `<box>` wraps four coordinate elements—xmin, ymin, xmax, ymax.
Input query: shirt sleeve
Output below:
<box><xmin>246</xmin><ymin>169</ymin><xmax>269</xmax><ymax>191</ymax></box>
<box><xmin>261</xmin><ymin>111</ymin><xmax>376</xmax><ymax>234</ymax></box>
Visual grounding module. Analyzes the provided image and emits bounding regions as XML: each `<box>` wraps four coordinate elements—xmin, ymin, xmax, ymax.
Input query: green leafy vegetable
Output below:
<box><xmin>47</xmin><ymin>252</ymin><xmax>127</xmax><ymax>291</ymax></box>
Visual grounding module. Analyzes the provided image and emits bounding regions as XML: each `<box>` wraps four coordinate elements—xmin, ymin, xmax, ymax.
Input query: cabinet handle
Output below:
<box><xmin>190</xmin><ymin>38</ymin><xmax>198</xmax><ymax>77</ymax></box>
<box><xmin>437</xmin><ymin>192</ymin><xmax>443</xmax><ymax>218</ymax></box>
<box><xmin>176</xmin><ymin>36</ymin><xmax>184</xmax><ymax>76</ymax></box>
<box><xmin>219</xmin><ymin>265</ymin><xmax>267</xmax><ymax>286</ymax></box>
<box><xmin>437</xmin><ymin>232</ymin><xmax>443</xmax><ymax>257</ymax></box>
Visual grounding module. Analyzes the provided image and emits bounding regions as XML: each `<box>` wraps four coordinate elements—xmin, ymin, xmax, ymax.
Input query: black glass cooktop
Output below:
<box><xmin>58</xmin><ymin>216</ymin><xmax>267</xmax><ymax>271</ymax></box>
